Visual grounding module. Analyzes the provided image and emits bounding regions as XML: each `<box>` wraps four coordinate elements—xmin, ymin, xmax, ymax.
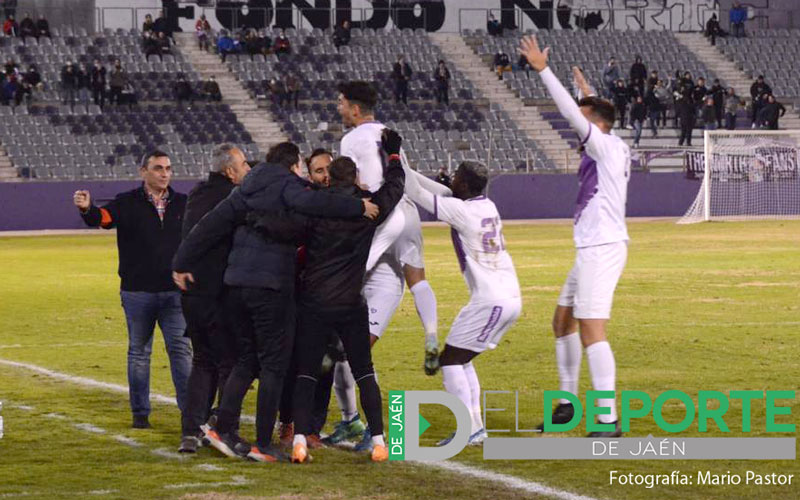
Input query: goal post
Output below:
<box><xmin>678</xmin><ymin>129</ymin><xmax>800</xmax><ymax>224</ymax></box>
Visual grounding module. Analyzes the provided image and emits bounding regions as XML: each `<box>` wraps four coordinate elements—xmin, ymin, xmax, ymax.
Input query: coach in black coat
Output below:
<box><xmin>172</xmin><ymin>142</ymin><xmax>377</xmax><ymax>456</ymax></box>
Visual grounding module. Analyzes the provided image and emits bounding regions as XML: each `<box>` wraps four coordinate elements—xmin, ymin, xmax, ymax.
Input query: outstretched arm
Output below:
<box><xmin>519</xmin><ymin>35</ymin><xmax>592</xmax><ymax>142</ymax></box>
<box><xmin>401</xmin><ymin>156</ymin><xmax>452</xmax><ymax>198</ymax></box>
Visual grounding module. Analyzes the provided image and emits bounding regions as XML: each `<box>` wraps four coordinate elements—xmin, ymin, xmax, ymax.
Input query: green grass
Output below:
<box><xmin>0</xmin><ymin>221</ymin><xmax>798</xmax><ymax>500</ymax></box>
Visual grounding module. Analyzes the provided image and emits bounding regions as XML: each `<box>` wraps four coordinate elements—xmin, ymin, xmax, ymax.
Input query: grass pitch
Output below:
<box><xmin>0</xmin><ymin>220</ymin><xmax>798</xmax><ymax>500</ymax></box>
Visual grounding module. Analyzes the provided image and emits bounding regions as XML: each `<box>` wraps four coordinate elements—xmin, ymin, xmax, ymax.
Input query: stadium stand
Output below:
<box><xmin>221</xmin><ymin>27</ymin><xmax>555</xmax><ymax>172</ymax></box>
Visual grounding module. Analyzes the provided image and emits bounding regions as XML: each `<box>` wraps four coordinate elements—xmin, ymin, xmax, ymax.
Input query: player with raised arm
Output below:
<box><xmin>519</xmin><ymin>36</ymin><xmax>630</xmax><ymax>438</ymax></box>
<box><xmin>403</xmin><ymin>158</ymin><xmax>522</xmax><ymax>446</ymax></box>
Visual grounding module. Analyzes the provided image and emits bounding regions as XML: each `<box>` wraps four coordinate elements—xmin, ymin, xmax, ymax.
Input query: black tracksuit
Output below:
<box><xmin>250</xmin><ymin>157</ymin><xmax>405</xmax><ymax>439</ymax></box>
<box><xmin>178</xmin><ymin>172</ymin><xmax>238</xmax><ymax>437</ymax></box>
<box><xmin>172</xmin><ymin>162</ymin><xmax>365</xmax><ymax>449</ymax></box>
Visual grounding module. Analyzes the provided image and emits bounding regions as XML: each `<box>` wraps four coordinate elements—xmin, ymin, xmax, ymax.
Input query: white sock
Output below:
<box><xmin>585</xmin><ymin>341</ymin><xmax>617</xmax><ymax>423</ymax></box>
<box><xmin>462</xmin><ymin>362</ymin><xmax>483</xmax><ymax>433</ymax></box>
<box><xmin>293</xmin><ymin>434</ymin><xmax>307</xmax><ymax>447</ymax></box>
<box><xmin>371</xmin><ymin>434</ymin><xmax>385</xmax><ymax>447</ymax></box>
<box><xmin>409</xmin><ymin>280</ymin><xmax>438</xmax><ymax>345</ymax></box>
<box><xmin>555</xmin><ymin>332</ymin><xmax>581</xmax><ymax>404</ymax></box>
<box><xmin>333</xmin><ymin>361</ymin><xmax>358</xmax><ymax>421</ymax></box>
<box><xmin>442</xmin><ymin>365</ymin><xmax>475</xmax><ymax>433</ymax></box>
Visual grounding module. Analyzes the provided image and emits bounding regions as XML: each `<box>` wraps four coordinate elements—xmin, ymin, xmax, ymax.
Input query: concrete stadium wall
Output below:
<box><xmin>0</xmin><ymin>172</ymin><xmax>698</xmax><ymax>231</ymax></box>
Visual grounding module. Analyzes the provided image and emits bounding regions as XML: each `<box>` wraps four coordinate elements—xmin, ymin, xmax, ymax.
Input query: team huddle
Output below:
<box><xmin>73</xmin><ymin>35</ymin><xmax>631</xmax><ymax>463</ymax></box>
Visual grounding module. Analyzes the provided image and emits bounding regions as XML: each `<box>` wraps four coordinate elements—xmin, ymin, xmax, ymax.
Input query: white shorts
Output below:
<box><xmin>366</xmin><ymin>203</ymin><xmax>406</xmax><ymax>272</ymax></box>
<box><xmin>445</xmin><ymin>297</ymin><xmax>522</xmax><ymax>353</ymax></box>
<box><xmin>557</xmin><ymin>241</ymin><xmax>628</xmax><ymax>320</ymax></box>
<box><xmin>363</xmin><ymin>255</ymin><xmax>405</xmax><ymax>338</ymax></box>
<box><xmin>389</xmin><ymin>198</ymin><xmax>425</xmax><ymax>269</ymax></box>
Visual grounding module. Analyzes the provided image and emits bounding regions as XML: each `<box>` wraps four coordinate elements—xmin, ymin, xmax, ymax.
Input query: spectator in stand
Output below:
<box><xmin>258</xmin><ymin>29</ymin><xmax>272</xmax><ymax>56</ymax></box>
<box><xmin>705</xmin><ymin>13</ymin><xmax>724</xmax><ymax>45</ymax></box>
<box><xmin>158</xmin><ymin>32</ymin><xmax>172</xmax><ymax>58</ymax></box>
<box><xmin>602</xmin><ymin>57</ymin><xmax>621</xmax><ymax>97</ymax></box>
<box><xmin>244</xmin><ymin>30</ymin><xmax>259</xmax><ymax>58</ymax></box>
<box><xmin>433</xmin><ymin>59</ymin><xmax>451</xmax><ymax>105</ymax></box>
<box><xmin>61</xmin><ymin>61</ymin><xmax>78</xmax><ymax>106</ymax></box>
<box><xmin>709</xmin><ymin>78</ymin><xmax>725</xmax><ymax>128</ymax></box>
<box><xmin>626</xmin><ymin>76</ymin><xmax>642</xmax><ymax>100</ymax></box>
<box><xmin>274</xmin><ymin>30</ymin><xmax>291</xmax><ymax>55</ymax></box>
<box><xmin>392</xmin><ymin>54</ymin><xmax>413</xmax><ymax>104</ymax></box>
<box><xmin>174</xmin><ymin>75</ymin><xmax>193</xmax><ymax>107</ymax></box>
<box><xmin>702</xmin><ymin>97</ymin><xmax>717</xmax><ymax>130</ymax></box>
<box><xmin>19</xmin><ymin>64</ymin><xmax>40</xmax><ymax>103</ymax></box>
<box><xmin>285</xmin><ymin>73</ymin><xmax>300</xmax><ymax>109</ymax></box>
<box><xmin>3</xmin><ymin>15</ymin><xmax>18</xmax><ymax>36</ymax></box>
<box><xmin>90</xmin><ymin>59</ymin><xmax>106</xmax><ymax>107</ymax></box>
<box><xmin>724</xmin><ymin>88</ymin><xmax>742</xmax><ymax>130</ymax></box>
<box><xmin>18</xmin><ymin>12</ymin><xmax>33</xmax><ymax>39</ymax></box>
<box><xmin>216</xmin><ymin>31</ymin><xmax>234</xmax><ymax>62</ymax></box>
<box><xmin>196</xmin><ymin>14</ymin><xmax>211</xmax><ymax>51</ymax></box>
<box><xmin>487</xmin><ymin>13</ymin><xmax>502</xmax><ymax>37</ymax></box>
<box><xmin>202</xmin><ymin>76</ymin><xmax>221</xmax><ymax>102</ymax></box>
<box><xmin>654</xmin><ymin>79</ymin><xmax>671</xmax><ymax>127</ymax></box>
<box><xmin>2</xmin><ymin>73</ymin><xmax>18</xmax><ymax>106</ymax></box>
<box><xmin>630</xmin><ymin>95</ymin><xmax>646</xmax><ymax>148</ymax></box>
<box><xmin>629</xmin><ymin>55</ymin><xmax>647</xmax><ymax>96</ymax></box>
<box><xmin>692</xmin><ymin>77</ymin><xmax>708</xmax><ymax>117</ymax></box>
<box><xmin>750</xmin><ymin>75</ymin><xmax>771</xmax><ymax>127</ymax></box>
<box><xmin>516</xmin><ymin>53</ymin><xmax>531</xmax><ymax>77</ymax></box>
<box><xmin>333</xmin><ymin>19</ymin><xmax>351</xmax><ymax>49</ymax></box>
<box><xmin>76</xmin><ymin>62</ymin><xmax>91</xmax><ymax>105</ymax></box>
<box><xmin>493</xmin><ymin>50</ymin><xmax>511</xmax><ymax>80</ymax></box>
<box><xmin>36</xmin><ymin>14</ymin><xmax>49</xmax><ymax>38</ymax></box>
<box><xmin>4</xmin><ymin>58</ymin><xmax>17</xmax><ymax>77</ymax></box>
<box><xmin>644</xmin><ymin>83</ymin><xmax>661</xmax><ymax>137</ymax></box>
<box><xmin>142</xmin><ymin>14</ymin><xmax>155</xmax><ymax>33</ymax></box>
<box><xmin>153</xmin><ymin>10</ymin><xmax>169</xmax><ymax>38</ymax></box>
<box><xmin>109</xmin><ymin>60</ymin><xmax>128</xmax><ymax>106</ymax></box>
<box><xmin>143</xmin><ymin>31</ymin><xmax>161</xmax><ymax>59</ymax></box>
<box><xmin>646</xmin><ymin>70</ymin><xmax>659</xmax><ymax>90</ymax></box>
<box><xmin>612</xmin><ymin>79</ymin><xmax>629</xmax><ymax>128</ymax></box>
<box><xmin>436</xmin><ymin>166</ymin><xmax>451</xmax><ymax>187</ymax></box>
<box><xmin>269</xmin><ymin>78</ymin><xmax>287</xmax><ymax>107</ymax></box>
<box><xmin>729</xmin><ymin>2</ymin><xmax>747</xmax><ymax>38</ymax></box>
<box><xmin>232</xmin><ymin>32</ymin><xmax>244</xmax><ymax>55</ymax></box>
<box><xmin>677</xmin><ymin>86</ymin><xmax>695</xmax><ymax>147</ymax></box>
<box><xmin>680</xmin><ymin>71</ymin><xmax>694</xmax><ymax>90</ymax></box>
<box><xmin>758</xmin><ymin>94</ymin><xmax>786</xmax><ymax>130</ymax></box>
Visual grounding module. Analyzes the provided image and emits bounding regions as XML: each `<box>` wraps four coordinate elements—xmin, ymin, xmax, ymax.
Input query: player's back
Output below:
<box><xmin>340</xmin><ymin>121</ymin><xmax>386</xmax><ymax>192</ymax></box>
<box><xmin>446</xmin><ymin>196</ymin><xmax>520</xmax><ymax>303</ymax></box>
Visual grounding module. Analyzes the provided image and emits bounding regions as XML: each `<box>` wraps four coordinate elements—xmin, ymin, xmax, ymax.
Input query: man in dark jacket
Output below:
<box><xmin>433</xmin><ymin>60</ymin><xmax>451</xmax><ymax>105</ymax></box>
<box><xmin>18</xmin><ymin>12</ymin><xmax>33</xmax><ymax>39</ymax></box>
<box><xmin>332</xmin><ymin>19</ymin><xmax>351</xmax><ymax>49</ymax></box>
<box><xmin>629</xmin><ymin>56</ymin><xmax>647</xmax><ymax>96</ymax></box>
<box><xmin>90</xmin><ymin>59</ymin><xmax>106</xmax><ymax>107</ymax></box>
<box><xmin>392</xmin><ymin>55</ymin><xmax>412</xmax><ymax>104</ymax></box>
<box><xmin>709</xmin><ymin>79</ymin><xmax>725</xmax><ymax>128</ymax></box>
<box><xmin>750</xmin><ymin>76</ymin><xmax>772</xmax><ymax>127</ymax></box>
<box><xmin>692</xmin><ymin>77</ymin><xmax>708</xmax><ymax>116</ymax></box>
<box><xmin>176</xmin><ymin>144</ymin><xmax>251</xmax><ymax>453</ymax></box>
<box><xmin>61</xmin><ymin>62</ymin><xmax>77</xmax><ymax>106</ymax></box>
<box><xmin>73</xmin><ymin>150</ymin><xmax>192</xmax><ymax>429</ymax></box>
<box><xmin>172</xmin><ymin>142</ymin><xmax>378</xmax><ymax>462</ymax></box>
<box><xmin>677</xmin><ymin>87</ymin><xmax>696</xmax><ymax>146</ymax></box>
<box><xmin>630</xmin><ymin>95</ymin><xmax>646</xmax><ymax>148</ymax></box>
<box><xmin>758</xmin><ymin>94</ymin><xmax>786</xmax><ymax>130</ymax></box>
<box><xmin>612</xmin><ymin>79</ymin><xmax>629</xmax><ymax>128</ymax></box>
<box><xmin>249</xmin><ymin>130</ymin><xmax>406</xmax><ymax>464</ymax></box>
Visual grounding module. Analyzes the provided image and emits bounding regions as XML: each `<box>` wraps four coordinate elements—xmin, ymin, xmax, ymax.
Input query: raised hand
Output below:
<box><xmin>73</xmin><ymin>190</ymin><xmax>91</xmax><ymax>211</ymax></box>
<box><xmin>519</xmin><ymin>35</ymin><xmax>550</xmax><ymax>72</ymax></box>
<box><xmin>381</xmin><ymin>128</ymin><xmax>403</xmax><ymax>156</ymax></box>
<box><xmin>572</xmin><ymin>66</ymin><xmax>594</xmax><ymax>97</ymax></box>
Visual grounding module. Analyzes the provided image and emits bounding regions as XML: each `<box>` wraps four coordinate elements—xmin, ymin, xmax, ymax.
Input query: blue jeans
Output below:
<box><xmin>633</xmin><ymin>119</ymin><xmax>643</xmax><ymax>145</ymax></box>
<box><xmin>121</xmin><ymin>291</ymin><xmax>192</xmax><ymax>417</ymax></box>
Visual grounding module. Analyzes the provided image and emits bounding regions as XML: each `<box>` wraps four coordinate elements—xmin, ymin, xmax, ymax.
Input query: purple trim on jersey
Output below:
<box><xmin>434</xmin><ymin>195</ymin><xmax>438</xmax><ymax>219</ymax></box>
<box><xmin>477</xmin><ymin>306</ymin><xmax>503</xmax><ymax>343</ymax></box>
<box><xmin>467</xmin><ymin>195</ymin><xmax>486</xmax><ymax>202</ymax></box>
<box><xmin>450</xmin><ymin>227</ymin><xmax>467</xmax><ymax>273</ymax></box>
<box><xmin>580</xmin><ymin>123</ymin><xmax>592</xmax><ymax>146</ymax></box>
<box><xmin>574</xmin><ymin>152</ymin><xmax>599</xmax><ymax>225</ymax></box>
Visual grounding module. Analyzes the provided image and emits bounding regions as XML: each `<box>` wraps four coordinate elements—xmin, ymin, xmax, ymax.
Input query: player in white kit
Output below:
<box><xmin>520</xmin><ymin>36</ymin><xmax>630</xmax><ymax>437</ymax></box>
<box><xmin>403</xmin><ymin>155</ymin><xmax>522</xmax><ymax>446</ymax></box>
<box><xmin>322</xmin><ymin>82</ymin><xmax>440</xmax><ymax>448</ymax></box>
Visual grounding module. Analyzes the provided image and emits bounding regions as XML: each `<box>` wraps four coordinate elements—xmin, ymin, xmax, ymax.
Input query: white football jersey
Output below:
<box><xmin>340</xmin><ymin>121</ymin><xmax>386</xmax><ymax>192</ymax></box>
<box><xmin>434</xmin><ymin>195</ymin><xmax>520</xmax><ymax>303</ymax></box>
<box><xmin>573</xmin><ymin>124</ymin><xmax>631</xmax><ymax>249</ymax></box>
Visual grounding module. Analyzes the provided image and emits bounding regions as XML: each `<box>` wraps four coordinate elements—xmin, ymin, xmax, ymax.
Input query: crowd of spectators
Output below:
<box><xmin>3</xmin><ymin>12</ymin><xmax>49</xmax><ymax>39</ymax></box>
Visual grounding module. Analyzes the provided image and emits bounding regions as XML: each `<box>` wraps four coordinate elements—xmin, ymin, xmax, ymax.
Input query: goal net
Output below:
<box><xmin>678</xmin><ymin>130</ymin><xmax>800</xmax><ymax>223</ymax></box>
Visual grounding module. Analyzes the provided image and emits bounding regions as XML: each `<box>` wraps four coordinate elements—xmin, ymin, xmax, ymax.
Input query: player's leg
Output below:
<box><xmin>439</xmin><ymin>345</ymin><xmax>480</xmax><ymax>444</ymax></box>
<box><xmin>156</xmin><ymin>291</ymin><xmax>192</xmax><ymax>414</ymax></box>
<box><xmin>120</xmin><ymin>291</ymin><xmax>158</xmax><ymax>428</ymax></box>
<box><xmin>574</xmin><ymin>242</ymin><xmax>628</xmax><ymax>438</ymax></box>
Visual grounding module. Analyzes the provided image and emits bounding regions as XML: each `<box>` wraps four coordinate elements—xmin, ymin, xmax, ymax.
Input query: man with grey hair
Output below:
<box><xmin>176</xmin><ymin>144</ymin><xmax>251</xmax><ymax>453</ymax></box>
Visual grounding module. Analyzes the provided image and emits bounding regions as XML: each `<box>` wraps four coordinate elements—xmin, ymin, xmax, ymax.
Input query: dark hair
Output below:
<box><xmin>337</xmin><ymin>81</ymin><xmax>378</xmax><ymax>112</ymax></box>
<box><xmin>307</xmin><ymin>148</ymin><xmax>332</xmax><ymax>165</ymax></box>
<box><xmin>578</xmin><ymin>97</ymin><xmax>616</xmax><ymax>128</ymax></box>
<box><xmin>265</xmin><ymin>142</ymin><xmax>300</xmax><ymax>170</ymax></box>
<box><xmin>456</xmin><ymin>161</ymin><xmax>488</xmax><ymax>197</ymax></box>
<box><xmin>140</xmin><ymin>149</ymin><xmax>169</xmax><ymax>168</ymax></box>
<box><xmin>329</xmin><ymin>156</ymin><xmax>357</xmax><ymax>187</ymax></box>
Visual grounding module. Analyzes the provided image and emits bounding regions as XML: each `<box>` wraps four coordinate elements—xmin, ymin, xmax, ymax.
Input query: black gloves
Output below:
<box><xmin>381</xmin><ymin>128</ymin><xmax>402</xmax><ymax>156</ymax></box>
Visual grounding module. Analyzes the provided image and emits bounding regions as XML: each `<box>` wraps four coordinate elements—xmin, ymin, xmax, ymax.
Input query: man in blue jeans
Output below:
<box><xmin>73</xmin><ymin>150</ymin><xmax>192</xmax><ymax>429</ymax></box>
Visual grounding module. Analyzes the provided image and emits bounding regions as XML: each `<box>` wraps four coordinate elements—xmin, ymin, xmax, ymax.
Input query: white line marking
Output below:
<box><xmin>74</xmin><ymin>423</ymin><xmax>107</xmax><ymax>434</ymax></box>
<box><xmin>43</xmin><ymin>413</ymin><xmax>67</xmax><ymax>420</ymax></box>
<box><xmin>87</xmin><ymin>490</ymin><xmax>117</xmax><ymax>496</ymax></box>
<box><xmin>1</xmin><ymin>357</ymin><xmax>590</xmax><ymax>499</ymax></box>
<box><xmin>163</xmin><ymin>475</ymin><xmax>249</xmax><ymax>490</ymax></box>
<box><xmin>415</xmin><ymin>460</ymin><xmax>601</xmax><ymax>500</ymax></box>
<box><xmin>112</xmin><ymin>435</ymin><xmax>143</xmax><ymax>447</ymax></box>
<box><xmin>194</xmin><ymin>464</ymin><xmax>225</xmax><ymax>471</ymax></box>
<box><xmin>0</xmin><ymin>493</ymin><xmax>31</xmax><ymax>498</ymax></box>
<box><xmin>9</xmin><ymin>404</ymin><xmax>34</xmax><ymax>411</ymax></box>
<box><xmin>0</xmin><ymin>341</ymin><xmax>125</xmax><ymax>350</ymax></box>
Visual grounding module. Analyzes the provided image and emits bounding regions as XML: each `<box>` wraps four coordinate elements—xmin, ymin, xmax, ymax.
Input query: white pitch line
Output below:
<box><xmin>74</xmin><ymin>423</ymin><xmax>107</xmax><ymax>434</ymax></box>
<box><xmin>113</xmin><ymin>435</ymin><xmax>143</xmax><ymax>447</ymax></box>
<box><xmin>1</xmin><ymin>357</ymin><xmax>595</xmax><ymax>500</ymax></box>
<box><xmin>152</xmin><ymin>448</ymin><xmax>189</xmax><ymax>461</ymax></box>
<box><xmin>163</xmin><ymin>475</ymin><xmax>249</xmax><ymax>490</ymax></box>
<box><xmin>43</xmin><ymin>413</ymin><xmax>67</xmax><ymax>420</ymax></box>
<box><xmin>194</xmin><ymin>464</ymin><xmax>225</xmax><ymax>472</ymax></box>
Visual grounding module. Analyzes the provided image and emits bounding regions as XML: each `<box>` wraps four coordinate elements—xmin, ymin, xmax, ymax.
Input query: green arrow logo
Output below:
<box><xmin>419</xmin><ymin>414</ymin><xmax>431</xmax><ymax>436</ymax></box>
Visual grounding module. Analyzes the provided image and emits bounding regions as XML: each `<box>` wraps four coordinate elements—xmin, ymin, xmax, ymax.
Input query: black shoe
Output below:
<box><xmin>204</xmin><ymin>425</ymin><xmax>250</xmax><ymax>458</ymax></box>
<box><xmin>132</xmin><ymin>415</ymin><xmax>151</xmax><ymax>429</ymax></box>
<box><xmin>587</xmin><ymin>420</ymin><xmax>622</xmax><ymax>438</ymax></box>
<box><xmin>178</xmin><ymin>435</ymin><xmax>202</xmax><ymax>453</ymax></box>
<box><xmin>536</xmin><ymin>403</ymin><xmax>575</xmax><ymax>431</ymax></box>
<box><xmin>248</xmin><ymin>444</ymin><xmax>289</xmax><ymax>463</ymax></box>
